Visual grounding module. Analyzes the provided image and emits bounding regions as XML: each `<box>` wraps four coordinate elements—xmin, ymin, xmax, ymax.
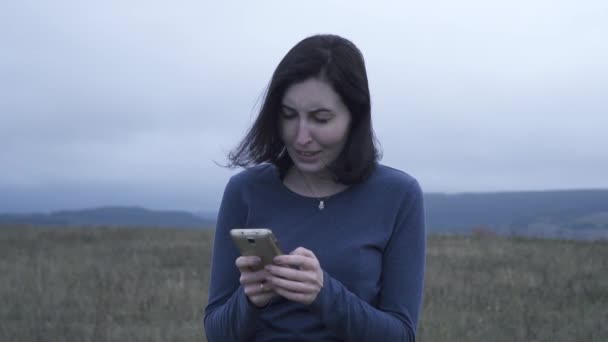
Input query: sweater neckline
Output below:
<box><xmin>270</xmin><ymin>165</ymin><xmax>356</xmax><ymax>205</ymax></box>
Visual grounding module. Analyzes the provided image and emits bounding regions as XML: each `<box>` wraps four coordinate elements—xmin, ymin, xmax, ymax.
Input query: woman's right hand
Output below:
<box><xmin>235</xmin><ymin>256</ymin><xmax>276</xmax><ymax>307</ymax></box>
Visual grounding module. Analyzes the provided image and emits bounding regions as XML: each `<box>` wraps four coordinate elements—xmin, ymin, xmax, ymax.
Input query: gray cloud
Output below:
<box><xmin>1</xmin><ymin>1</ymin><xmax>607</xmax><ymax>212</ymax></box>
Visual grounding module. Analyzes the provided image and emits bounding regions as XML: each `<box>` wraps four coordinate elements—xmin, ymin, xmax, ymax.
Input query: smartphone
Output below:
<box><xmin>230</xmin><ymin>228</ymin><xmax>283</xmax><ymax>268</ymax></box>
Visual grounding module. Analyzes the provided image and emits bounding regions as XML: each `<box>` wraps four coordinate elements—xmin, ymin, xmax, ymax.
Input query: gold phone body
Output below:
<box><xmin>230</xmin><ymin>228</ymin><xmax>283</xmax><ymax>268</ymax></box>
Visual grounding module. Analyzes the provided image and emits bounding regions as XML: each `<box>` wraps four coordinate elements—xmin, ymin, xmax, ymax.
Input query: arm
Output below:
<box><xmin>309</xmin><ymin>179</ymin><xmax>426</xmax><ymax>341</ymax></box>
<box><xmin>203</xmin><ymin>177</ymin><xmax>264</xmax><ymax>342</ymax></box>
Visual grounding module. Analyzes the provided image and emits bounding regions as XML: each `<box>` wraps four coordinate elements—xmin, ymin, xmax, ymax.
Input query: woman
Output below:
<box><xmin>204</xmin><ymin>34</ymin><xmax>425</xmax><ymax>342</ymax></box>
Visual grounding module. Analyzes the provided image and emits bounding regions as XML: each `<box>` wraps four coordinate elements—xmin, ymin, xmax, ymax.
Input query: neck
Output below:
<box><xmin>286</xmin><ymin>166</ymin><xmax>346</xmax><ymax>198</ymax></box>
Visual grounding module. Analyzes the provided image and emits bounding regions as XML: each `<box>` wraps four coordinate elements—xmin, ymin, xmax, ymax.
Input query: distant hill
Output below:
<box><xmin>0</xmin><ymin>206</ymin><xmax>214</xmax><ymax>229</ymax></box>
<box><xmin>1</xmin><ymin>189</ymin><xmax>607</xmax><ymax>239</ymax></box>
<box><xmin>424</xmin><ymin>189</ymin><xmax>608</xmax><ymax>239</ymax></box>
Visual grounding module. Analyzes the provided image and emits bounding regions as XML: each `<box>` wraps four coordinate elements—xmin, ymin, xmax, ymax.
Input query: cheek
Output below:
<box><xmin>318</xmin><ymin>125</ymin><xmax>350</xmax><ymax>147</ymax></box>
<box><xmin>279</xmin><ymin>120</ymin><xmax>294</xmax><ymax>142</ymax></box>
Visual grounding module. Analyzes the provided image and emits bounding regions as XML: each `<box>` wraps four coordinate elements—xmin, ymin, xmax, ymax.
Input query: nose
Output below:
<box><xmin>295</xmin><ymin>118</ymin><xmax>312</xmax><ymax>146</ymax></box>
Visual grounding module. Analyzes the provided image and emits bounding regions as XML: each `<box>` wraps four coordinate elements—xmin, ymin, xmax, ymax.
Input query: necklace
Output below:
<box><xmin>294</xmin><ymin>168</ymin><xmax>328</xmax><ymax>210</ymax></box>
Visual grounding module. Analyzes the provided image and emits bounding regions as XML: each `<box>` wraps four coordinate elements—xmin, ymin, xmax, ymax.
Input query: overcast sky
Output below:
<box><xmin>1</xmin><ymin>1</ymin><xmax>607</xmax><ymax>213</ymax></box>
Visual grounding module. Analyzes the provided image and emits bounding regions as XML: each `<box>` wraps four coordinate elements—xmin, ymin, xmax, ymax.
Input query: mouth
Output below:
<box><xmin>295</xmin><ymin>150</ymin><xmax>321</xmax><ymax>157</ymax></box>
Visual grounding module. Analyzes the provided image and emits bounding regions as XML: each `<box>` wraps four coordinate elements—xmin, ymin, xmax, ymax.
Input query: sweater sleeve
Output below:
<box><xmin>203</xmin><ymin>176</ymin><xmax>267</xmax><ymax>342</ymax></box>
<box><xmin>308</xmin><ymin>179</ymin><xmax>426</xmax><ymax>342</ymax></box>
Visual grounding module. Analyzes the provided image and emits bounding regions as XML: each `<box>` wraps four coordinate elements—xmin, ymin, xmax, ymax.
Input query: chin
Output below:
<box><xmin>286</xmin><ymin>149</ymin><xmax>334</xmax><ymax>176</ymax></box>
<box><xmin>291</xmin><ymin>161</ymin><xmax>320</xmax><ymax>172</ymax></box>
<box><xmin>289</xmin><ymin>159</ymin><xmax>326</xmax><ymax>175</ymax></box>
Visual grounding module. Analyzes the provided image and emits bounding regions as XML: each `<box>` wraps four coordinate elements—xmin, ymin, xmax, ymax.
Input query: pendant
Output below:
<box><xmin>319</xmin><ymin>200</ymin><xmax>324</xmax><ymax>210</ymax></box>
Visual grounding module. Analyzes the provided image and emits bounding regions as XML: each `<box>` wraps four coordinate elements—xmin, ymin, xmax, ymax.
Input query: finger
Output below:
<box><xmin>260</xmin><ymin>281</ymin><xmax>276</xmax><ymax>292</ymax></box>
<box><xmin>290</xmin><ymin>247</ymin><xmax>316</xmax><ymax>259</ymax></box>
<box><xmin>243</xmin><ymin>281</ymin><xmax>273</xmax><ymax>297</ymax></box>
<box><xmin>236</xmin><ymin>256</ymin><xmax>261</xmax><ymax>268</ymax></box>
<box><xmin>268</xmin><ymin>274</ymin><xmax>316</xmax><ymax>293</ymax></box>
<box><xmin>248</xmin><ymin>292</ymin><xmax>276</xmax><ymax>307</ymax></box>
<box><xmin>240</xmin><ymin>269</ymin><xmax>272</xmax><ymax>285</ymax></box>
<box><xmin>273</xmin><ymin>254</ymin><xmax>316</xmax><ymax>270</ymax></box>
<box><xmin>274</xmin><ymin>286</ymin><xmax>312</xmax><ymax>304</ymax></box>
<box><xmin>265</xmin><ymin>265</ymin><xmax>314</xmax><ymax>283</ymax></box>
<box><xmin>236</xmin><ymin>256</ymin><xmax>261</xmax><ymax>271</ymax></box>
<box><xmin>256</xmin><ymin>279</ymin><xmax>276</xmax><ymax>293</ymax></box>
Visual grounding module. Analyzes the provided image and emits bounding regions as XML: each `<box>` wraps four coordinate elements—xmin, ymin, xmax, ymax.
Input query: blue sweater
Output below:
<box><xmin>204</xmin><ymin>163</ymin><xmax>426</xmax><ymax>341</ymax></box>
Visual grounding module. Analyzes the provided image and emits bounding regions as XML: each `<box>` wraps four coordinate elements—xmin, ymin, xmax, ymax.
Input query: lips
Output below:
<box><xmin>294</xmin><ymin>149</ymin><xmax>321</xmax><ymax>162</ymax></box>
<box><xmin>296</xmin><ymin>150</ymin><xmax>320</xmax><ymax>156</ymax></box>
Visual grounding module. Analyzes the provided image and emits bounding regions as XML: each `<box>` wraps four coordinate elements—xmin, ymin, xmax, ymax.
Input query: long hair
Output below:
<box><xmin>228</xmin><ymin>34</ymin><xmax>380</xmax><ymax>184</ymax></box>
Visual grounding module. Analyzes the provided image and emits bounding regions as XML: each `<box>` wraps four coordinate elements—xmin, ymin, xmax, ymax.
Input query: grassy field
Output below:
<box><xmin>1</xmin><ymin>226</ymin><xmax>606</xmax><ymax>341</ymax></box>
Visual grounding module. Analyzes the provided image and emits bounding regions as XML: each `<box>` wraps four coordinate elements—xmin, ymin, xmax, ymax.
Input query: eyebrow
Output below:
<box><xmin>281</xmin><ymin>104</ymin><xmax>333</xmax><ymax>115</ymax></box>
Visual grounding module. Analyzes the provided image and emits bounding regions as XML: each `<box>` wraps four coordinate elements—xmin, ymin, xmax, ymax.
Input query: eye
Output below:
<box><xmin>280</xmin><ymin>106</ymin><xmax>298</xmax><ymax>120</ymax></box>
<box><xmin>281</xmin><ymin>110</ymin><xmax>296</xmax><ymax>119</ymax></box>
<box><xmin>313</xmin><ymin>112</ymin><xmax>332</xmax><ymax>123</ymax></box>
<box><xmin>310</xmin><ymin>109</ymin><xmax>333</xmax><ymax>124</ymax></box>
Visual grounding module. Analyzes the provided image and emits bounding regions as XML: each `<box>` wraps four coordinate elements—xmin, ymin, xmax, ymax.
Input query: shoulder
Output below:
<box><xmin>361</xmin><ymin>164</ymin><xmax>424</xmax><ymax>211</ymax></box>
<box><xmin>370</xmin><ymin>165</ymin><xmax>425</xmax><ymax>228</ymax></box>
<box><xmin>219</xmin><ymin>164</ymin><xmax>278</xmax><ymax>205</ymax></box>
<box><xmin>226</xmin><ymin>163</ymin><xmax>277</xmax><ymax>189</ymax></box>
<box><xmin>367</xmin><ymin>164</ymin><xmax>422</xmax><ymax>195</ymax></box>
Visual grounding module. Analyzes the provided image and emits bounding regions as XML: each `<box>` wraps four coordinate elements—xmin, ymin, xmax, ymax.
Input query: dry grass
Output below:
<box><xmin>421</xmin><ymin>234</ymin><xmax>608</xmax><ymax>341</ymax></box>
<box><xmin>0</xmin><ymin>226</ymin><xmax>213</xmax><ymax>342</ymax></box>
<box><xmin>1</xmin><ymin>226</ymin><xmax>606</xmax><ymax>341</ymax></box>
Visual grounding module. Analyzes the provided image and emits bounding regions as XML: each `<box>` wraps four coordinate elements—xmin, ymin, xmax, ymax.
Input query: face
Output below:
<box><xmin>279</xmin><ymin>77</ymin><xmax>352</xmax><ymax>177</ymax></box>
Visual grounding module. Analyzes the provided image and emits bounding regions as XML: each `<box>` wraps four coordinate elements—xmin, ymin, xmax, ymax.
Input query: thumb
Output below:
<box><xmin>291</xmin><ymin>246</ymin><xmax>315</xmax><ymax>259</ymax></box>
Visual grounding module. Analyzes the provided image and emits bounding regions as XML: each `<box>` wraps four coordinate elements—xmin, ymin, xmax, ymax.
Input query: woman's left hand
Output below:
<box><xmin>264</xmin><ymin>247</ymin><xmax>324</xmax><ymax>305</ymax></box>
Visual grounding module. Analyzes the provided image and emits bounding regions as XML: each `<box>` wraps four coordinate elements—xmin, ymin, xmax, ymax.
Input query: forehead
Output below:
<box><xmin>282</xmin><ymin>77</ymin><xmax>344</xmax><ymax>110</ymax></box>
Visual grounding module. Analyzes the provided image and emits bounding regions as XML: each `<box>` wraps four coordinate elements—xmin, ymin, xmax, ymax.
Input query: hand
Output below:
<box><xmin>235</xmin><ymin>256</ymin><xmax>277</xmax><ymax>307</ymax></box>
<box><xmin>265</xmin><ymin>247</ymin><xmax>324</xmax><ymax>305</ymax></box>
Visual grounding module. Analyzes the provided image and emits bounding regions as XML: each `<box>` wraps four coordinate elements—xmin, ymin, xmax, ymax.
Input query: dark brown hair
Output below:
<box><xmin>228</xmin><ymin>34</ymin><xmax>380</xmax><ymax>184</ymax></box>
